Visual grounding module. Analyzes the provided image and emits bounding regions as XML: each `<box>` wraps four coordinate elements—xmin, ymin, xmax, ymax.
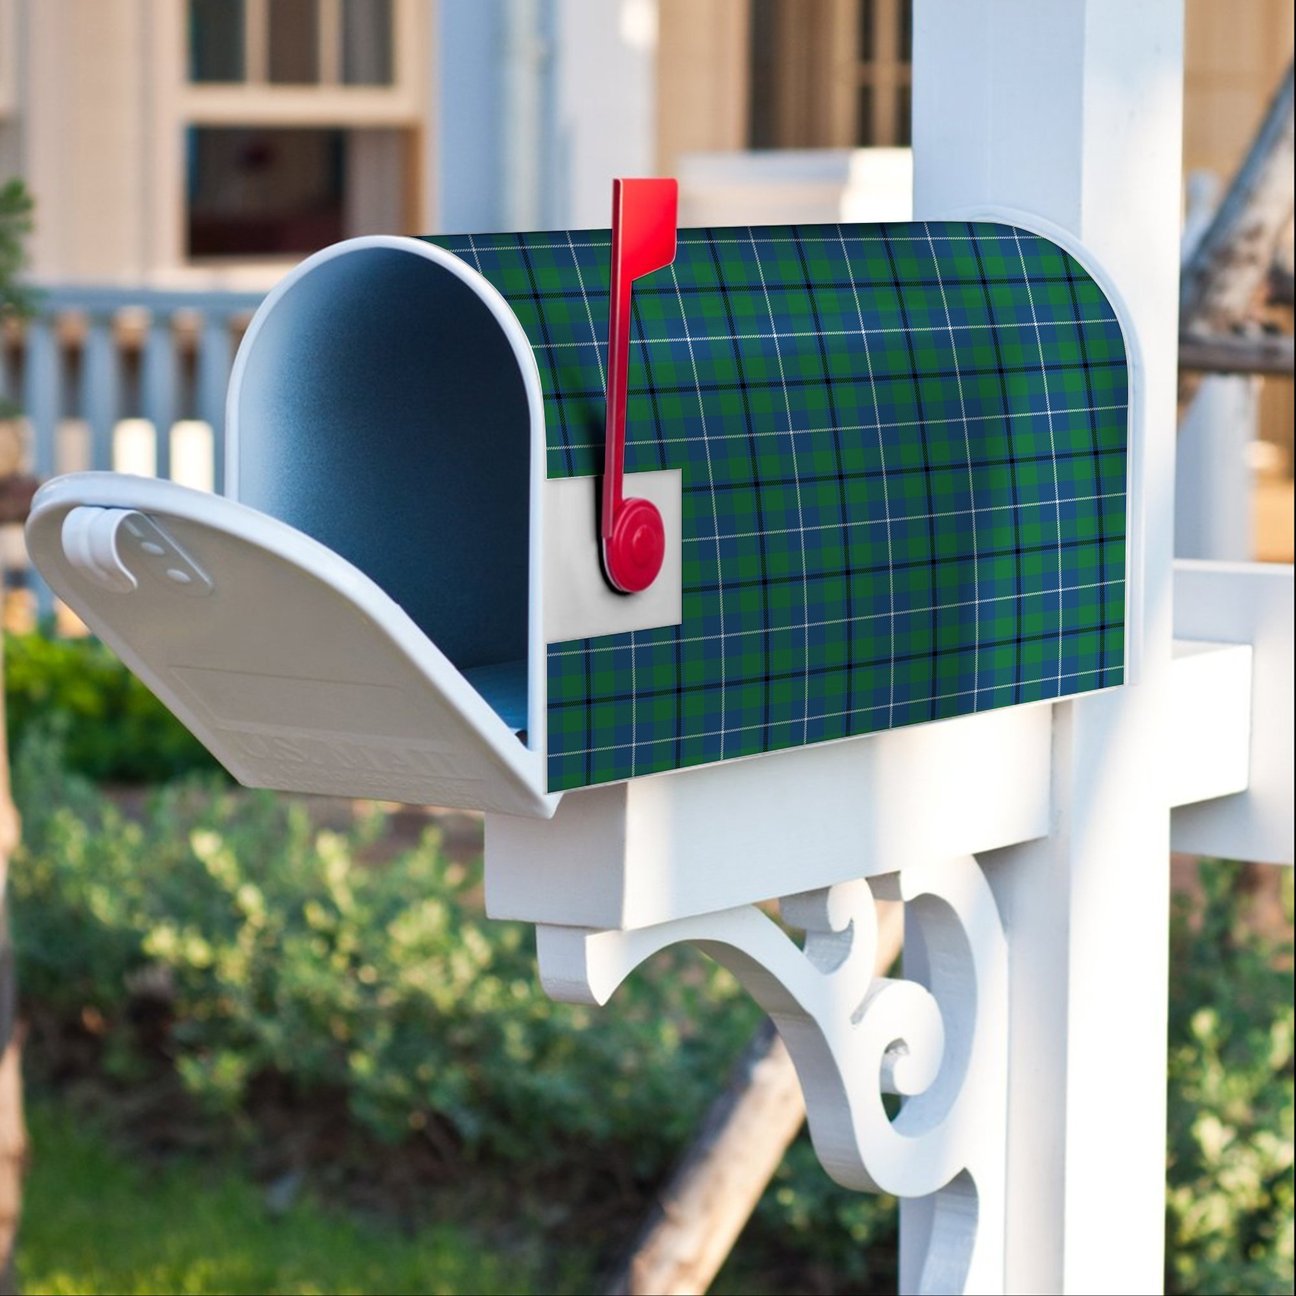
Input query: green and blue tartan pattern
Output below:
<box><xmin>427</xmin><ymin>222</ymin><xmax>1129</xmax><ymax>792</ymax></box>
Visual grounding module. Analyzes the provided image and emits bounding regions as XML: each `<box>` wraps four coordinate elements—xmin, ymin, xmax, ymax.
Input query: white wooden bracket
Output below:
<box><xmin>489</xmin><ymin>547</ymin><xmax>1292</xmax><ymax>1296</ymax></box>
<box><xmin>536</xmin><ymin>856</ymin><xmax>1008</xmax><ymax>1296</ymax></box>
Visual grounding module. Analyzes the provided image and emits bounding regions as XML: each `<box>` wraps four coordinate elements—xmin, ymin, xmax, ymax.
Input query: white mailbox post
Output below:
<box><xmin>503</xmin><ymin>5</ymin><xmax>1293</xmax><ymax>1292</ymax></box>
<box><xmin>22</xmin><ymin>3</ymin><xmax>1294</xmax><ymax>1294</ymax></box>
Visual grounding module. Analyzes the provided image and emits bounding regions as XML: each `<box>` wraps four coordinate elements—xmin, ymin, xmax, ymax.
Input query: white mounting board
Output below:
<box><xmin>542</xmin><ymin>471</ymin><xmax>683</xmax><ymax>642</ymax></box>
<box><xmin>1167</xmin><ymin>640</ymin><xmax>1251</xmax><ymax>811</ymax></box>
<box><xmin>1172</xmin><ymin>560</ymin><xmax>1294</xmax><ymax>864</ymax></box>
<box><xmin>485</xmin><ymin>700</ymin><xmax>1052</xmax><ymax>929</ymax></box>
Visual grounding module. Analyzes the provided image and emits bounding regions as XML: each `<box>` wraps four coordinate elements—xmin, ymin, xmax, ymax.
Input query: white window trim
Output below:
<box><xmin>149</xmin><ymin>0</ymin><xmax>427</xmax><ymax>282</ymax></box>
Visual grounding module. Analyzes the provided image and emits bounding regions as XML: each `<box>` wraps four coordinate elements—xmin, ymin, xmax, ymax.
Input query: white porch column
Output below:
<box><xmin>911</xmin><ymin>4</ymin><xmax>1184</xmax><ymax>1293</ymax></box>
<box><xmin>1175</xmin><ymin>376</ymin><xmax>1259</xmax><ymax>561</ymax></box>
<box><xmin>550</xmin><ymin>0</ymin><xmax>658</xmax><ymax>228</ymax></box>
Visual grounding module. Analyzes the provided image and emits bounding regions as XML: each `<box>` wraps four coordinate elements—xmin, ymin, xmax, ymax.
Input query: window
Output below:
<box><xmin>168</xmin><ymin>0</ymin><xmax>422</xmax><ymax>265</ymax></box>
<box><xmin>856</xmin><ymin>0</ymin><xmax>912</xmax><ymax>146</ymax></box>
<box><xmin>269</xmin><ymin>0</ymin><xmax>320</xmax><ymax>84</ymax></box>
<box><xmin>749</xmin><ymin>0</ymin><xmax>912</xmax><ymax>149</ymax></box>
<box><xmin>187</xmin><ymin>0</ymin><xmax>395</xmax><ymax>87</ymax></box>
<box><xmin>342</xmin><ymin>0</ymin><xmax>394</xmax><ymax>86</ymax></box>
<box><xmin>187</xmin><ymin>127</ymin><xmax>345</xmax><ymax>256</ymax></box>
<box><xmin>185</xmin><ymin>126</ymin><xmax>411</xmax><ymax>259</ymax></box>
<box><xmin>190</xmin><ymin>0</ymin><xmax>247</xmax><ymax>82</ymax></box>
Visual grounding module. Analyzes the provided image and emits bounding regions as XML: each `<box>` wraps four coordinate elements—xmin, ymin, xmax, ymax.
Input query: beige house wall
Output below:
<box><xmin>1184</xmin><ymin>0</ymin><xmax>1294</xmax><ymax>482</ymax></box>
<box><xmin>655</xmin><ymin>0</ymin><xmax>751</xmax><ymax>178</ymax></box>
<box><xmin>1183</xmin><ymin>0</ymin><xmax>1293</xmax><ymax>177</ymax></box>
<box><xmin>0</xmin><ymin>0</ymin><xmax>17</xmax><ymax>179</ymax></box>
<box><xmin>23</xmin><ymin>0</ymin><xmax>153</xmax><ymax>283</ymax></box>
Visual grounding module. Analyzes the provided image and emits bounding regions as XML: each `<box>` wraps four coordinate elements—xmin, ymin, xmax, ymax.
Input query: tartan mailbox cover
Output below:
<box><xmin>26</xmin><ymin>216</ymin><xmax>1129</xmax><ymax>817</ymax></box>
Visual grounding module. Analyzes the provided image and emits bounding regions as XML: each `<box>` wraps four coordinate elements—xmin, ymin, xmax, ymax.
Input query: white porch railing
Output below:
<box><xmin>1</xmin><ymin>284</ymin><xmax>264</xmax><ymax>617</ymax></box>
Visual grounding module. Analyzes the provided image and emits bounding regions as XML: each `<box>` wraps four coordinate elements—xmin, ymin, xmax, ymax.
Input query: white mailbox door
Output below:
<box><xmin>26</xmin><ymin>473</ymin><xmax>556</xmax><ymax>819</ymax></box>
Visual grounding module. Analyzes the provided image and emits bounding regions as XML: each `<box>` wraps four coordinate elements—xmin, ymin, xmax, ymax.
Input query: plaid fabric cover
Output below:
<box><xmin>427</xmin><ymin>223</ymin><xmax>1128</xmax><ymax>793</ymax></box>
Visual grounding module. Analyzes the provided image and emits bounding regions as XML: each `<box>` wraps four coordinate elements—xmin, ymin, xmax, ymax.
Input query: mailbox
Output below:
<box><xmin>27</xmin><ymin>193</ymin><xmax>1130</xmax><ymax>819</ymax></box>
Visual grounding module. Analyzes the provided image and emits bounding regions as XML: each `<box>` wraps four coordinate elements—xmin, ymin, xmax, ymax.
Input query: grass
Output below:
<box><xmin>18</xmin><ymin>1101</ymin><xmax>551</xmax><ymax>1295</ymax></box>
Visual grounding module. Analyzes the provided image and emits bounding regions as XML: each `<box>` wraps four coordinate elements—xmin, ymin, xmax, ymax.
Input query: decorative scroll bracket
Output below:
<box><xmin>535</xmin><ymin>855</ymin><xmax>1008</xmax><ymax>1296</ymax></box>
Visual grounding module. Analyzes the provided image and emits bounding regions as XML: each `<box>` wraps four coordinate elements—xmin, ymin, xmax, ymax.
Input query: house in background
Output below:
<box><xmin>0</xmin><ymin>0</ymin><xmax>1289</xmax><ymax>567</ymax></box>
<box><xmin>0</xmin><ymin>0</ymin><xmax>1289</xmax><ymax>273</ymax></box>
<box><xmin>0</xmin><ymin>0</ymin><xmax>1283</xmax><ymax>240</ymax></box>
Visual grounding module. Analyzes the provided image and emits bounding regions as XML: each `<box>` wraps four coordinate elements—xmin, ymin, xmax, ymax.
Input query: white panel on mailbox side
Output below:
<box><xmin>26</xmin><ymin>473</ymin><xmax>556</xmax><ymax>819</ymax></box>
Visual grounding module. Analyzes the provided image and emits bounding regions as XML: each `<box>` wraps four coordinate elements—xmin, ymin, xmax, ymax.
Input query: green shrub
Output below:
<box><xmin>725</xmin><ymin>1137</ymin><xmax>897</xmax><ymax>1294</ymax></box>
<box><xmin>4</xmin><ymin>631</ymin><xmax>220</xmax><ymax>783</ymax></box>
<box><xmin>10</xmin><ymin>725</ymin><xmax>1293</xmax><ymax>1293</ymax></box>
<box><xmin>1166</xmin><ymin>861</ymin><xmax>1294</xmax><ymax>1295</ymax></box>
<box><xmin>11</xmin><ymin>725</ymin><xmax>759</xmax><ymax>1171</ymax></box>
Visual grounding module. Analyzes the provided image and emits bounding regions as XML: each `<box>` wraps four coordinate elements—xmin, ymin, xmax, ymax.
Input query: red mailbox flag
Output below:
<box><xmin>601</xmin><ymin>177</ymin><xmax>678</xmax><ymax>594</ymax></box>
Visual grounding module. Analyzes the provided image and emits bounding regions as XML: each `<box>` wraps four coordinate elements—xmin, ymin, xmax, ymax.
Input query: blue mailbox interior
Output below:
<box><xmin>232</xmin><ymin>244</ymin><xmax>533</xmax><ymax>732</ymax></box>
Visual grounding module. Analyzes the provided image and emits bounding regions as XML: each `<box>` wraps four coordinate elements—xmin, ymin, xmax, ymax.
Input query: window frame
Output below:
<box><xmin>152</xmin><ymin>0</ymin><xmax>426</xmax><ymax>278</ymax></box>
<box><xmin>182</xmin><ymin>0</ymin><xmax>421</xmax><ymax>123</ymax></box>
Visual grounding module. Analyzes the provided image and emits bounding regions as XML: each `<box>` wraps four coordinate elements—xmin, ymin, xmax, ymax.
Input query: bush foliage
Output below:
<box><xmin>4</xmin><ymin>632</ymin><xmax>220</xmax><ymax>784</ymax></box>
<box><xmin>11</xmin><ymin>728</ymin><xmax>757</xmax><ymax>1168</ymax></box>
<box><xmin>12</xmin><ymin>720</ymin><xmax>899</xmax><ymax>1289</ymax></box>
<box><xmin>1166</xmin><ymin>862</ymin><xmax>1294</xmax><ymax>1295</ymax></box>
<box><xmin>0</xmin><ymin>178</ymin><xmax>35</xmax><ymax>420</ymax></box>
<box><xmin>6</xmin><ymin>632</ymin><xmax>1293</xmax><ymax>1293</ymax></box>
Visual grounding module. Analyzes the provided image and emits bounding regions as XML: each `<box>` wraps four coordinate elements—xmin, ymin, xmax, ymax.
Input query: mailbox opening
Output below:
<box><xmin>229</xmin><ymin>238</ymin><xmax>538</xmax><ymax>734</ymax></box>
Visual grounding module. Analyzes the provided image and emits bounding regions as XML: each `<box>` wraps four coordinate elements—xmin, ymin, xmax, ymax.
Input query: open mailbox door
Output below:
<box><xmin>27</xmin><ymin>473</ymin><xmax>555</xmax><ymax>817</ymax></box>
